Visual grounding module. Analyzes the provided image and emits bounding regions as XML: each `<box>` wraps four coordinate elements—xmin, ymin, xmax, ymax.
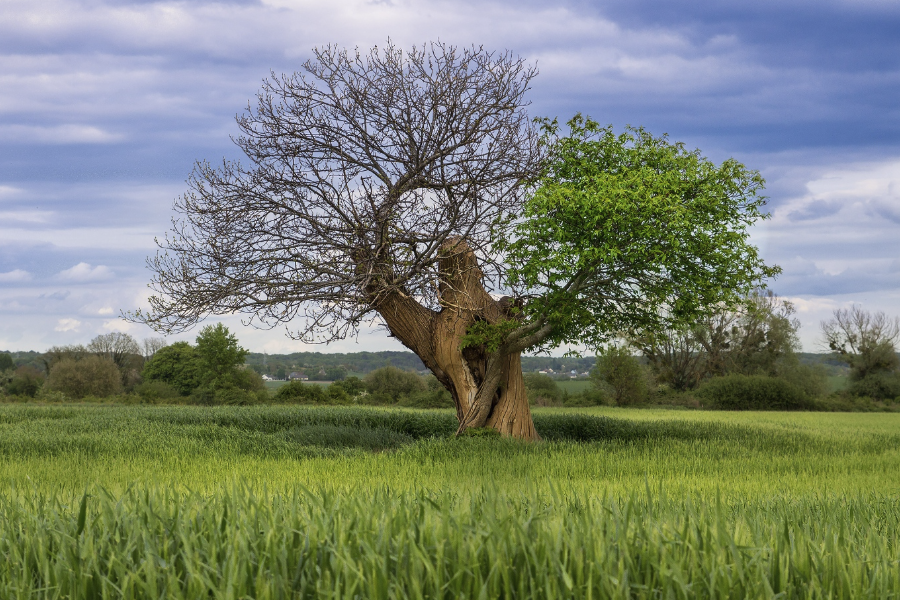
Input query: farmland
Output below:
<box><xmin>1</xmin><ymin>404</ymin><xmax>898</xmax><ymax>598</ymax></box>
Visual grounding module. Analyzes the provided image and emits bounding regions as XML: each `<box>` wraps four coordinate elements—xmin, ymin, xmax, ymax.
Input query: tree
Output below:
<box><xmin>0</xmin><ymin>352</ymin><xmax>14</xmax><ymax>371</ymax></box>
<box><xmin>41</xmin><ymin>345</ymin><xmax>88</xmax><ymax>374</ymax></box>
<box><xmin>46</xmin><ymin>356</ymin><xmax>123</xmax><ymax>399</ymax></box>
<box><xmin>194</xmin><ymin>323</ymin><xmax>249</xmax><ymax>384</ymax></box>
<box><xmin>591</xmin><ymin>346</ymin><xmax>648</xmax><ymax>406</ymax></box>
<box><xmin>6</xmin><ymin>366</ymin><xmax>44</xmax><ymax>397</ymax></box>
<box><xmin>629</xmin><ymin>291</ymin><xmax>800</xmax><ymax>390</ymax></box>
<box><xmin>131</xmin><ymin>42</ymin><xmax>775</xmax><ymax>439</ymax></box>
<box><xmin>142</xmin><ymin>337</ymin><xmax>168</xmax><ymax>361</ymax></box>
<box><xmin>693</xmin><ymin>290</ymin><xmax>799</xmax><ymax>378</ymax></box>
<box><xmin>628</xmin><ymin>325</ymin><xmax>705</xmax><ymax>391</ymax></box>
<box><xmin>821</xmin><ymin>306</ymin><xmax>900</xmax><ymax>380</ymax></box>
<box><xmin>141</xmin><ymin>342</ymin><xmax>203</xmax><ymax>396</ymax></box>
<box><xmin>87</xmin><ymin>333</ymin><xmax>142</xmax><ymax>370</ymax></box>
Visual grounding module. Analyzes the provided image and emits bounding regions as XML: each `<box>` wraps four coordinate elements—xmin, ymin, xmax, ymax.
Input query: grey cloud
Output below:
<box><xmin>1</xmin><ymin>0</ymin><xmax>900</xmax><ymax>351</ymax></box>
<box><xmin>867</xmin><ymin>200</ymin><xmax>900</xmax><ymax>224</ymax></box>
<box><xmin>787</xmin><ymin>199</ymin><xmax>845</xmax><ymax>222</ymax></box>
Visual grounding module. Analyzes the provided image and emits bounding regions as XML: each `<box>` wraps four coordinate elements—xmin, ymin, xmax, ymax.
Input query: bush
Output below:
<box><xmin>133</xmin><ymin>380</ymin><xmax>182</xmax><ymax>404</ymax></box>
<box><xmin>848</xmin><ymin>372</ymin><xmax>900</xmax><ymax>401</ymax></box>
<box><xmin>776</xmin><ymin>362</ymin><xmax>828</xmax><ymax>399</ymax></box>
<box><xmin>6</xmin><ymin>366</ymin><xmax>45</xmax><ymax>398</ymax></box>
<box><xmin>46</xmin><ymin>356</ymin><xmax>123</xmax><ymax>399</ymax></box>
<box><xmin>364</xmin><ymin>366</ymin><xmax>427</xmax><ymax>404</ymax></box>
<box><xmin>273</xmin><ymin>380</ymin><xmax>329</xmax><ymax>404</ymax></box>
<box><xmin>523</xmin><ymin>373</ymin><xmax>561</xmax><ymax>405</ymax></box>
<box><xmin>330</xmin><ymin>376</ymin><xmax>365</xmax><ymax>398</ymax></box>
<box><xmin>397</xmin><ymin>376</ymin><xmax>455</xmax><ymax>409</ymax></box>
<box><xmin>561</xmin><ymin>387</ymin><xmax>607</xmax><ymax>407</ymax></box>
<box><xmin>592</xmin><ymin>346</ymin><xmax>648</xmax><ymax>406</ymax></box>
<box><xmin>697</xmin><ymin>374</ymin><xmax>816</xmax><ymax>410</ymax></box>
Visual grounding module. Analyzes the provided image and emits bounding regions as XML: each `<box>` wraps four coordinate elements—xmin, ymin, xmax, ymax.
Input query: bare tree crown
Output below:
<box><xmin>135</xmin><ymin>41</ymin><xmax>540</xmax><ymax>341</ymax></box>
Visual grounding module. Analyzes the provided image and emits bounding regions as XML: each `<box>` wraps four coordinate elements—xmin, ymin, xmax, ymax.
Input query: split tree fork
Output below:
<box><xmin>128</xmin><ymin>41</ymin><xmax>777</xmax><ymax>440</ymax></box>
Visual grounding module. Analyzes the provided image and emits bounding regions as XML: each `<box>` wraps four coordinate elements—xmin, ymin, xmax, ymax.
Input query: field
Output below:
<box><xmin>1</xmin><ymin>405</ymin><xmax>898</xmax><ymax>599</ymax></box>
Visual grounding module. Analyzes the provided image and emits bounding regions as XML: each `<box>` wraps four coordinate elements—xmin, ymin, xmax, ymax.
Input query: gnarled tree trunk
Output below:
<box><xmin>373</xmin><ymin>240</ymin><xmax>539</xmax><ymax>441</ymax></box>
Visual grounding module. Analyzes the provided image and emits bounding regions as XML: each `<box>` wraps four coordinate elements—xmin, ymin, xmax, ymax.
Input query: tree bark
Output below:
<box><xmin>373</xmin><ymin>239</ymin><xmax>539</xmax><ymax>441</ymax></box>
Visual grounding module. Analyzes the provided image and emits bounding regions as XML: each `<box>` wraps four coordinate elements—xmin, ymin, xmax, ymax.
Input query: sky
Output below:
<box><xmin>1</xmin><ymin>0</ymin><xmax>898</xmax><ymax>354</ymax></box>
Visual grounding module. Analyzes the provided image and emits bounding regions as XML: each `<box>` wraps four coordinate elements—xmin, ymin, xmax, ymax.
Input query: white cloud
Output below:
<box><xmin>0</xmin><ymin>209</ymin><xmax>54</xmax><ymax>224</ymax></box>
<box><xmin>98</xmin><ymin>306</ymin><xmax>114</xmax><ymax>315</ymax></box>
<box><xmin>57</xmin><ymin>262</ymin><xmax>114</xmax><ymax>282</ymax></box>
<box><xmin>54</xmin><ymin>318</ymin><xmax>82</xmax><ymax>332</ymax></box>
<box><xmin>0</xmin><ymin>124</ymin><xmax>123</xmax><ymax>144</ymax></box>
<box><xmin>101</xmin><ymin>319</ymin><xmax>134</xmax><ymax>333</ymax></box>
<box><xmin>0</xmin><ymin>185</ymin><xmax>24</xmax><ymax>198</ymax></box>
<box><xmin>0</xmin><ymin>269</ymin><xmax>31</xmax><ymax>282</ymax></box>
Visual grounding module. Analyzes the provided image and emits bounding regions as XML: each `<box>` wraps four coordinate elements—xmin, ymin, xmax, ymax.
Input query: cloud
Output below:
<box><xmin>786</xmin><ymin>199</ymin><xmax>844</xmax><ymax>222</ymax></box>
<box><xmin>98</xmin><ymin>306</ymin><xmax>114</xmax><ymax>315</ymax></box>
<box><xmin>0</xmin><ymin>124</ymin><xmax>123</xmax><ymax>144</ymax></box>
<box><xmin>54</xmin><ymin>318</ymin><xmax>82</xmax><ymax>332</ymax></box>
<box><xmin>101</xmin><ymin>319</ymin><xmax>134</xmax><ymax>333</ymax></box>
<box><xmin>0</xmin><ymin>269</ymin><xmax>31</xmax><ymax>282</ymax></box>
<box><xmin>57</xmin><ymin>262</ymin><xmax>114</xmax><ymax>282</ymax></box>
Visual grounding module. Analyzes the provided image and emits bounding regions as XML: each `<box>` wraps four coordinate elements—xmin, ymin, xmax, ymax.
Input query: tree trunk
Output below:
<box><xmin>372</xmin><ymin>239</ymin><xmax>539</xmax><ymax>441</ymax></box>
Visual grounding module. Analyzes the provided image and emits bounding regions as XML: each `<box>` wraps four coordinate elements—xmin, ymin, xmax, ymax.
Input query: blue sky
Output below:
<box><xmin>1</xmin><ymin>0</ymin><xmax>898</xmax><ymax>353</ymax></box>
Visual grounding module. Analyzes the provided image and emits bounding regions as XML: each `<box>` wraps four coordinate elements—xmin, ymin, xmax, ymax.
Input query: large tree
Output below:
<box><xmin>132</xmin><ymin>42</ymin><xmax>776</xmax><ymax>439</ymax></box>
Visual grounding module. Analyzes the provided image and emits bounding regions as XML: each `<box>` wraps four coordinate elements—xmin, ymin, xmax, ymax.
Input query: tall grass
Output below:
<box><xmin>0</xmin><ymin>405</ymin><xmax>898</xmax><ymax>598</ymax></box>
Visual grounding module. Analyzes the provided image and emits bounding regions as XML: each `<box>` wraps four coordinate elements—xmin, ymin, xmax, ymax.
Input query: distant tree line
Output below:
<box><xmin>521</xmin><ymin>292</ymin><xmax>900</xmax><ymax>410</ymax></box>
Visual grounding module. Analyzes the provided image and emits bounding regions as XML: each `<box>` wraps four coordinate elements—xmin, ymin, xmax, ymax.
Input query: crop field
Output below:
<box><xmin>0</xmin><ymin>405</ymin><xmax>898</xmax><ymax>599</ymax></box>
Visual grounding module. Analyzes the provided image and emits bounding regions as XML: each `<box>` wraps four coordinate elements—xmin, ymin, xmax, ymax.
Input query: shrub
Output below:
<box><xmin>232</xmin><ymin>367</ymin><xmax>266</xmax><ymax>393</ymax></box>
<box><xmin>46</xmin><ymin>356</ymin><xmax>123</xmax><ymax>399</ymax></box>
<box><xmin>562</xmin><ymin>387</ymin><xmax>607</xmax><ymax>407</ymax></box>
<box><xmin>364</xmin><ymin>366</ymin><xmax>426</xmax><ymax>404</ymax></box>
<box><xmin>848</xmin><ymin>371</ymin><xmax>900</xmax><ymax>401</ymax></box>
<box><xmin>133</xmin><ymin>380</ymin><xmax>182</xmax><ymax>404</ymax></box>
<box><xmin>697</xmin><ymin>374</ymin><xmax>816</xmax><ymax>410</ymax></box>
<box><xmin>330</xmin><ymin>376</ymin><xmax>365</xmax><ymax>398</ymax></box>
<box><xmin>591</xmin><ymin>346</ymin><xmax>648</xmax><ymax>406</ymax></box>
<box><xmin>523</xmin><ymin>373</ymin><xmax>560</xmax><ymax>405</ymax></box>
<box><xmin>397</xmin><ymin>376</ymin><xmax>455</xmax><ymax>409</ymax></box>
<box><xmin>6</xmin><ymin>366</ymin><xmax>45</xmax><ymax>398</ymax></box>
<box><xmin>273</xmin><ymin>381</ymin><xmax>329</xmax><ymax>404</ymax></box>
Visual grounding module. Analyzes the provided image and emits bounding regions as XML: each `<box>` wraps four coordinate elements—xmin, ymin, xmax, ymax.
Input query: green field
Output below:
<box><xmin>1</xmin><ymin>405</ymin><xmax>898</xmax><ymax>598</ymax></box>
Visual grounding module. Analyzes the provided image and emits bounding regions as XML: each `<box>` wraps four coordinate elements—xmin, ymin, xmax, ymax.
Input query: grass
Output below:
<box><xmin>555</xmin><ymin>378</ymin><xmax>594</xmax><ymax>394</ymax></box>
<box><xmin>1</xmin><ymin>404</ymin><xmax>898</xmax><ymax>598</ymax></box>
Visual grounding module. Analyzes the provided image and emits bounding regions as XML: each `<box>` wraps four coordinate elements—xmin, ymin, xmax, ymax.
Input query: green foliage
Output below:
<box><xmin>330</xmin><ymin>376</ymin><xmax>365</xmax><ymax>397</ymax></box>
<box><xmin>697</xmin><ymin>374</ymin><xmax>817</xmax><ymax>410</ymax></box>
<box><xmin>591</xmin><ymin>346</ymin><xmax>648</xmax><ymax>406</ymax></box>
<box><xmin>141</xmin><ymin>342</ymin><xmax>203</xmax><ymax>396</ymax></box>
<box><xmin>5</xmin><ymin>366</ymin><xmax>44</xmax><ymax>398</ymax></box>
<box><xmin>500</xmin><ymin>115</ymin><xmax>777</xmax><ymax>351</ymax></box>
<box><xmin>133</xmin><ymin>380</ymin><xmax>182</xmax><ymax>403</ymax></box>
<box><xmin>195</xmin><ymin>323</ymin><xmax>249</xmax><ymax>384</ymax></box>
<box><xmin>363</xmin><ymin>366</ymin><xmax>427</xmax><ymax>404</ymax></box>
<box><xmin>45</xmin><ymin>356</ymin><xmax>123</xmax><ymax>399</ymax></box>
<box><xmin>847</xmin><ymin>371</ymin><xmax>900</xmax><ymax>401</ymax></box>
<box><xmin>821</xmin><ymin>306</ymin><xmax>900</xmax><ymax>383</ymax></box>
<box><xmin>273</xmin><ymin>381</ymin><xmax>329</xmax><ymax>405</ymax></box>
<box><xmin>460</xmin><ymin>318</ymin><xmax>520</xmax><ymax>353</ymax></box>
<box><xmin>523</xmin><ymin>373</ymin><xmax>561</xmax><ymax>405</ymax></box>
<box><xmin>0</xmin><ymin>353</ymin><xmax>13</xmax><ymax>371</ymax></box>
<box><xmin>397</xmin><ymin>376</ymin><xmax>455</xmax><ymax>409</ymax></box>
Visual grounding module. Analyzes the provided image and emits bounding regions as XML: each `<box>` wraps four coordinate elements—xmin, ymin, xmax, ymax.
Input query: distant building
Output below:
<box><xmin>261</xmin><ymin>374</ymin><xmax>273</xmax><ymax>381</ymax></box>
<box><xmin>288</xmin><ymin>371</ymin><xmax>308</xmax><ymax>381</ymax></box>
